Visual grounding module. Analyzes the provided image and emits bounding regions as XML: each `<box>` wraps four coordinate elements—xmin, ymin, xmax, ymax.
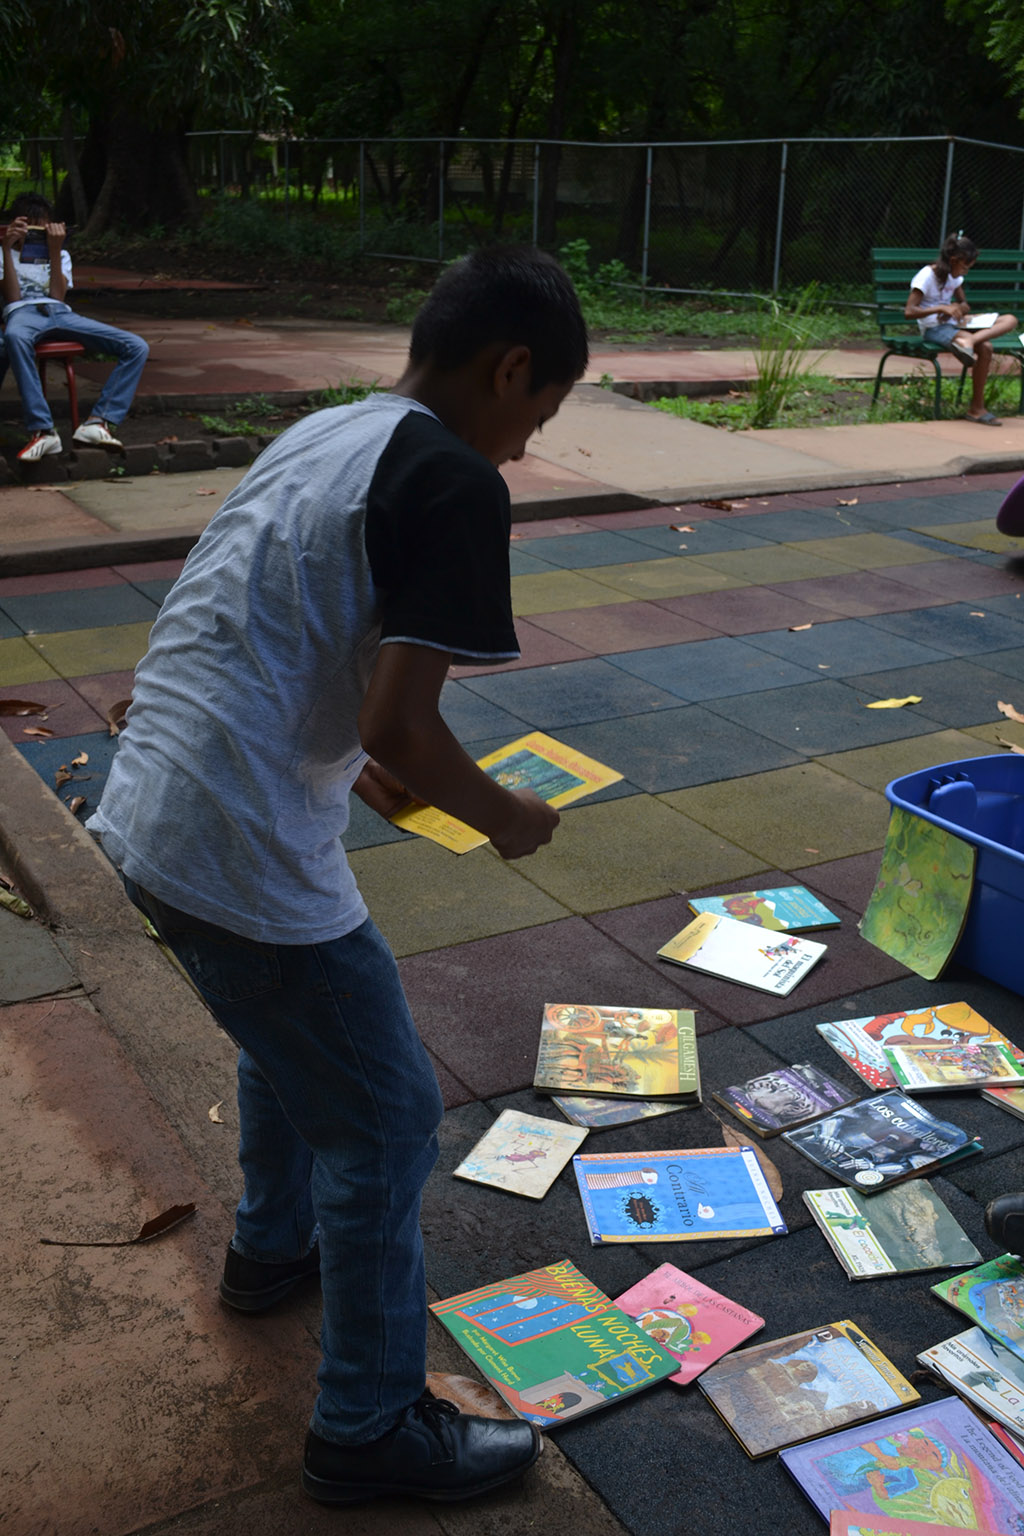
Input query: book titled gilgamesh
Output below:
<box><xmin>613</xmin><ymin>1262</ymin><xmax>764</xmax><ymax>1385</ymax></box>
<box><xmin>803</xmin><ymin>1181</ymin><xmax>981</xmax><ymax>1280</ymax></box>
<box><xmin>390</xmin><ymin>731</ymin><xmax>622</xmax><ymax>852</ymax></box>
<box><xmin>713</xmin><ymin>1061</ymin><xmax>858</xmax><ymax>1138</ymax></box>
<box><xmin>533</xmin><ymin>1004</ymin><xmax>699</xmax><ymax>1102</ymax></box>
<box><xmin>816</xmin><ymin>1001</ymin><xmax>1020</xmax><ymax>1093</ymax></box>
<box><xmin>932</xmin><ymin>1254</ymin><xmax>1024</xmax><ymax>1363</ymax></box>
<box><xmin>572</xmin><ymin>1146</ymin><xmax>787</xmax><ymax>1245</ymax></box>
<box><xmin>428</xmin><ymin>1257</ymin><xmax>678</xmax><ymax>1427</ymax></box>
<box><xmin>697</xmin><ymin>1320</ymin><xmax>918</xmax><ymax>1459</ymax></box>
<box><xmin>452</xmin><ymin>1109</ymin><xmax>587</xmax><ymax>1199</ymax></box>
<box><xmin>688</xmin><ymin>884</ymin><xmax>839</xmax><ymax>932</ymax></box>
<box><xmin>883</xmin><ymin>1038</ymin><xmax>1024</xmax><ymax>1093</ymax></box>
<box><xmin>657</xmin><ymin>911</ymin><xmax>825</xmax><ymax>995</ymax></box>
<box><xmin>779</xmin><ymin>1396</ymin><xmax>1024</xmax><ymax>1528</ymax></box>
<box><xmin>781</xmin><ymin>1091</ymin><xmax>980</xmax><ymax>1193</ymax></box>
<box><xmin>919</xmin><ymin>1326</ymin><xmax>1024</xmax><ymax>1438</ymax></box>
<box><xmin>551</xmin><ymin>1094</ymin><xmax>686</xmax><ymax>1130</ymax></box>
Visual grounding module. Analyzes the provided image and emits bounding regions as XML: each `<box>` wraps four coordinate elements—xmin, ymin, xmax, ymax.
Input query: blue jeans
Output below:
<box><xmin>2</xmin><ymin>303</ymin><xmax>149</xmax><ymax>431</ymax></box>
<box><xmin>122</xmin><ymin>878</ymin><xmax>443</xmax><ymax>1445</ymax></box>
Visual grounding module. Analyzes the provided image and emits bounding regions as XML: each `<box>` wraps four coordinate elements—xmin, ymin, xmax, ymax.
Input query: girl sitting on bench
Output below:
<box><xmin>905</xmin><ymin>232</ymin><xmax>1017</xmax><ymax>425</ymax></box>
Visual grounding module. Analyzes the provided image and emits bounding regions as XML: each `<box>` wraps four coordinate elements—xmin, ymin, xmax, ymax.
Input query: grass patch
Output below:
<box><xmin>197</xmin><ymin>381</ymin><xmax>378</xmax><ymax>437</ymax></box>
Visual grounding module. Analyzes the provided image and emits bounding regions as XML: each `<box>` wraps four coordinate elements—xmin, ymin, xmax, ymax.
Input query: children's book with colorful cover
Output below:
<box><xmin>779</xmin><ymin>1395</ymin><xmax>1024</xmax><ymax>1528</ymax></box>
<box><xmin>781</xmin><ymin>1091</ymin><xmax>979</xmax><ymax>1193</ymax></box>
<box><xmin>883</xmin><ymin>1038</ymin><xmax>1024</xmax><ymax>1093</ymax></box>
<box><xmin>657</xmin><ymin>911</ymin><xmax>826</xmax><ymax>995</ymax></box>
<box><xmin>803</xmin><ymin>1182</ymin><xmax>981</xmax><ymax>1280</ymax></box>
<box><xmin>697</xmin><ymin>1320</ymin><xmax>918</xmax><ymax>1459</ymax></box>
<box><xmin>859</xmin><ymin>805</ymin><xmax>976</xmax><ymax>980</ymax></box>
<box><xmin>713</xmin><ymin>1061</ymin><xmax>859</xmax><ymax>1137</ymax></box>
<box><xmin>919</xmin><ymin>1326</ymin><xmax>1024</xmax><ymax>1437</ymax></box>
<box><xmin>572</xmin><ymin>1145</ymin><xmax>787</xmax><ymax>1245</ymax></box>
<box><xmin>452</xmin><ymin>1110</ymin><xmax>588</xmax><ymax>1199</ymax></box>
<box><xmin>932</xmin><ymin>1254</ymin><xmax>1024</xmax><ymax>1363</ymax></box>
<box><xmin>990</xmin><ymin>1419</ymin><xmax>1024</xmax><ymax>1468</ymax></box>
<box><xmin>982</xmin><ymin>1086</ymin><xmax>1024</xmax><ymax>1122</ymax></box>
<box><xmin>533</xmin><ymin>1004</ymin><xmax>700</xmax><ymax>1101</ymax></box>
<box><xmin>816</xmin><ymin>1001</ymin><xmax>1019</xmax><ymax>1093</ymax></box>
<box><xmin>830</xmin><ymin>1516</ymin><xmax>1011</xmax><ymax>1536</ymax></box>
<box><xmin>612</xmin><ymin>1262</ymin><xmax>764</xmax><ymax>1385</ymax></box>
<box><xmin>428</xmin><ymin>1257</ymin><xmax>678</xmax><ymax>1426</ymax></box>
<box><xmin>550</xmin><ymin>1094</ymin><xmax>686</xmax><ymax>1129</ymax></box>
<box><xmin>390</xmin><ymin>732</ymin><xmax>622</xmax><ymax>852</ymax></box>
<box><xmin>688</xmin><ymin>885</ymin><xmax>840</xmax><ymax>932</ymax></box>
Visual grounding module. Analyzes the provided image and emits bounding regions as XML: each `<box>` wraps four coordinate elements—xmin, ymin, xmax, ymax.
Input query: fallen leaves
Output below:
<box><xmin>836</xmin><ymin>497</ymin><xmax>859</xmax><ymax>506</ymax></box>
<box><xmin>670</xmin><ymin>524</ymin><xmax>695</xmax><ymax>533</ymax></box>
<box><xmin>208</xmin><ymin>1101</ymin><xmax>225</xmax><ymax>1124</ymax></box>
<box><xmin>106</xmin><ymin>699</ymin><xmax>131</xmax><ymax>735</ymax></box>
<box><xmin>67</xmin><ymin>796</ymin><xmax>86</xmax><ymax>816</ymax></box>
<box><xmin>71</xmin><ymin>751</ymin><xmax>89</xmax><ymax>767</ymax></box>
<box><xmin>0</xmin><ymin>699</ymin><xmax>47</xmax><ymax>716</ymax></box>
<box><xmin>195</xmin><ymin>488</ymin><xmax>218</xmax><ymax>497</ymax></box>
<box><xmin>996</xmin><ymin>734</ymin><xmax>1024</xmax><ymax>755</ymax></box>
<box><xmin>789</xmin><ymin>623</ymin><xmax>813</xmax><ymax>632</ymax></box>
<box><xmin>998</xmin><ymin>700</ymin><xmax>1024</xmax><ymax>724</ymax></box>
<box><xmin>22</xmin><ymin>725</ymin><xmax>54</xmax><ymax>738</ymax></box>
<box><xmin>39</xmin><ymin>1201</ymin><xmax>197</xmax><ymax>1247</ymax></box>
<box><xmin>0</xmin><ymin>884</ymin><xmax>32</xmax><ymax>918</ymax></box>
<box><xmin>866</xmin><ymin>696</ymin><xmax>922</xmax><ymax>710</ymax></box>
<box><xmin>700</xmin><ymin>498</ymin><xmax>747</xmax><ymax>511</ymax></box>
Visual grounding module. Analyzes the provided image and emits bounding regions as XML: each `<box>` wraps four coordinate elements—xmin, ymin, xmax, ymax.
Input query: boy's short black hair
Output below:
<box><xmin>8</xmin><ymin>192</ymin><xmax>54</xmax><ymax>222</ymax></box>
<box><xmin>409</xmin><ymin>244</ymin><xmax>588</xmax><ymax>391</ymax></box>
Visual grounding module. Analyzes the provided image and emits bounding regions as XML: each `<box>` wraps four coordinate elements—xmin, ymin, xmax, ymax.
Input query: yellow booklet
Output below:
<box><xmin>389</xmin><ymin>731</ymin><xmax>622</xmax><ymax>853</ymax></box>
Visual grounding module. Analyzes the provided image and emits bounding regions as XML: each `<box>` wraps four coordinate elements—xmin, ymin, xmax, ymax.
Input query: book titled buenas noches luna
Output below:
<box><xmin>429</xmin><ymin>1258</ymin><xmax>678</xmax><ymax>1426</ymax></box>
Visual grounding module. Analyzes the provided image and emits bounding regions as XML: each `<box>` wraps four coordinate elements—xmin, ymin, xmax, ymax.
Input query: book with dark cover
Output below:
<box><xmin>713</xmin><ymin>1060</ymin><xmax>858</xmax><ymax>1137</ymax></box>
<box><xmin>781</xmin><ymin>1090</ymin><xmax>980</xmax><ymax>1193</ymax></box>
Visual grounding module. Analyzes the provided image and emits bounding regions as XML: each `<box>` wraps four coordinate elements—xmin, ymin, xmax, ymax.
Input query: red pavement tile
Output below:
<box><xmin>0</xmin><ymin>567</ymin><xmax>124</xmax><ymax>597</ymax></box>
<box><xmin>112</xmin><ymin>558</ymin><xmax>188</xmax><ymax>582</ymax></box>
<box><xmin>764</xmin><ymin>570</ymin><xmax>953</xmax><ymax>618</ymax></box>
<box><xmin>509</xmin><ymin>514</ymin><xmax>596</xmax><ymax>539</ymax></box>
<box><xmin>69</xmin><ymin>670</ymin><xmax>136</xmax><ymax>720</ymax></box>
<box><xmin>450</xmin><ymin>618</ymin><xmax>592</xmax><ymax>676</ymax></box>
<box><xmin>526</xmin><ymin>599</ymin><xmax>720</xmax><ymax>652</ymax></box>
<box><xmin>0</xmin><ymin>677</ymin><xmax>106</xmax><ymax>741</ymax></box>
<box><xmin>869</xmin><ymin>559</ymin><xmax>1024</xmax><ymax>599</ymax></box>
<box><xmin>654</xmin><ymin>586</ymin><xmax>834</xmax><ymax>635</ymax></box>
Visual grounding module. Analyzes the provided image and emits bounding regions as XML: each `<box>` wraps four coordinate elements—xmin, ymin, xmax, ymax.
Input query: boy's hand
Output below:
<box><xmin>489</xmin><ymin>788</ymin><xmax>560</xmax><ymax>860</ymax></box>
<box><xmin>45</xmin><ymin>221</ymin><xmax>66</xmax><ymax>246</ymax></box>
<box><xmin>2</xmin><ymin>217</ymin><xmax>27</xmax><ymax>249</ymax></box>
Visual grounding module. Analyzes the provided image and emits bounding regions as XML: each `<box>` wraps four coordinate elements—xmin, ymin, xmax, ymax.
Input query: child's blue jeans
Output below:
<box><xmin>122</xmin><ymin>877</ymin><xmax>443</xmax><ymax>1446</ymax></box>
<box><xmin>2</xmin><ymin>303</ymin><xmax>149</xmax><ymax>431</ymax></box>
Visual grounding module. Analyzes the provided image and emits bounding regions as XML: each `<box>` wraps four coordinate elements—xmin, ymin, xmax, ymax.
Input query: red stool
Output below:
<box><xmin>34</xmin><ymin>340</ymin><xmax>85</xmax><ymax>431</ymax></box>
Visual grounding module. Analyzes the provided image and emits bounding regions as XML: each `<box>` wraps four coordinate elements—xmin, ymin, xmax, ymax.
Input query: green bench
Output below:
<box><xmin>872</xmin><ymin>246</ymin><xmax>1024</xmax><ymax>418</ymax></box>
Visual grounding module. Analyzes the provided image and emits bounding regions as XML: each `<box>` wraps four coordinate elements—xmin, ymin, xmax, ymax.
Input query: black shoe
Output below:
<box><xmin>985</xmin><ymin>1193</ymin><xmax>1024</xmax><ymax>1256</ymax></box>
<box><xmin>219</xmin><ymin>1242</ymin><xmax>321</xmax><ymax>1312</ymax></box>
<box><xmin>302</xmin><ymin>1390</ymin><xmax>542</xmax><ymax>1505</ymax></box>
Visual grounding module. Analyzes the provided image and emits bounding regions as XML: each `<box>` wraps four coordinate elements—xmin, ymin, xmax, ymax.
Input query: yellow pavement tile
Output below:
<box><xmin>814</xmin><ymin>730</ymin><xmax>998</xmax><ymax>792</ymax></box>
<box><xmin>24</xmin><ymin>621</ymin><xmax>153</xmax><ymax>678</ymax></box>
<box><xmin>787</xmin><ymin>532</ymin><xmax>945</xmax><ymax>569</ymax></box>
<box><xmin>578</xmin><ymin>557</ymin><xmax>747</xmax><ymax>600</ymax></box>
<box><xmin>0</xmin><ymin>637</ymin><xmax>62</xmax><ymax>687</ymax></box>
<box><xmin>690</xmin><ymin>546</ymin><xmax>852</xmax><ymax>585</ymax></box>
<box><xmin>912</xmin><ymin>519</ymin><xmax>1024</xmax><ymax>555</ymax></box>
<box><xmin>510</xmin><ymin>569</ymin><xmax>635</xmax><ymax>616</ymax></box>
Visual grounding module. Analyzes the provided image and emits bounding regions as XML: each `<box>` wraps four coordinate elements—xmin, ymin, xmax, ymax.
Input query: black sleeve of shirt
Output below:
<box><xmin>364</xmin><ymin>410</ymin><xmax>520</xmax><ymax>664</ymax></box>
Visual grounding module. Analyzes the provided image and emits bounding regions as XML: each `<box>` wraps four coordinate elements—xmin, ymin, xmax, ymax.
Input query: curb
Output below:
<box><xmin>2</xmin><ymin>434</ymin><xmax>258</xmax><ymax>485</ymax></box>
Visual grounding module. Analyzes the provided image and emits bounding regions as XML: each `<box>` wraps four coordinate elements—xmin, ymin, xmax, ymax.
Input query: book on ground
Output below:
<box><xmin>859</xmin><ymin>805</ymin><xmax>976</xmax><ymax>979</ymax></box>
<box><xmin>533</xmin><ymin>1003</ymin><xmax>700</xmax><ymax>1101</ymax></box>
<box><xmin>428</xmin><ymin>1257</ymin><xmax>678</xmax><ymax>1426</ymax></box>
<box><xmin>713</xmin><ymin>1060</ymin><xmax>858</xmax><ymax>1137</ymax></box>
<box><xmin>803</xmin><ymin>1181</ymin><xmax>981</xmax><ymax>1280</ymax></box>
<box><xmin>982</xmin><ymin>1086</ymin><xmax>1024</xmax><ymax>1122</ymax></box>
<box><xmin>390</xmin><ymin>731</ymin><xmax>622</xmax><ymax>852</ymax></box>
<box><xmin>612</xmin><ymin>1262</ymin><xmax>764</xmax><ymax>1385</ymax></box>
<box><xmin>883</xmin><ymin>1038</ymin><xmax>1024</xmax><ymax>1093</ymax></box>
<box><xmin>919</xmin><ymin>1326</ymin><xmax>1024</xmax><ymax>1437</ymax></box>
<box><xmin>697</xmin><ymin>1319</ymin><xmax>918</xmax><ymax>1459</ymax></box>
<box><xmin>779</xmin><ymin>1396</ymin><xmax>1024</xmax><ymax>1528</ymax></box>
<box><xmin>816</xmin><ymin>1001</ymin><xmax>1017</xmax><ymax>1093</ymax></box>
<box><xmin>990</xmin><ymin>1419</ymin><xmax>1024</xmax><ymax>1468</ymax></box>
<box><xmin>572</xmin><ymin>1145</ymin><xmax>787</xmax><ymax>1244</ymax></box>
<box><xmin>688</xmin><ymin>884</ymin><xmax>839</xmax><ymax>932</ymax></box>
<box><xmin>452</xmin><ymin>1109</ymin><xmax>587</xmax><ymax>1199</ymax></box>
<box><xmin>781</xmin><ymin>1091</ymin><xmax>979</xmax><ymax>1192</ymax></box>
<box><xmin>550</xmin><ymin>1094</ymin><xmax>686</xmax><ymax>1129</ymax></box>
<box><xmin>831</xmin><ymin>1513</ymin><xmax>1011</xmax><ymax>1536</ymax></box>
<box><xmin>932</xmin><ymin>1254</ymin><xmax>1024</xmax><ymax>1363</ymax></box>
<box><xmin>657</xmin><ymin>911</ymin><xmax>826</xmax><ymax>995</ymax></box>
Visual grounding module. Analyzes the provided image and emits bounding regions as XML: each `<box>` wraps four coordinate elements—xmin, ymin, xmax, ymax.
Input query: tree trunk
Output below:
<box><xmin>60</xmin><ymin>105</ymin><xmax>89</xmax><ymax>230</ymax></box>
<box><xmin>83</xmin><ymin>112</ymin><xmax>199</xmax><ymax>236</ymax></box>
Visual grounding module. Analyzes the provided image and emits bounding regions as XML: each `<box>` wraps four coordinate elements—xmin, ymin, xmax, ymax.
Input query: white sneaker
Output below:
<box><xmin>73</xmin><ymin>420</ymin><xmax>123</xmax><ymax>449</ymax></box>
<box><xmin>18</xmin><ymin>431</ymin><xmax>62</xmax><ymax>462</ymax></box>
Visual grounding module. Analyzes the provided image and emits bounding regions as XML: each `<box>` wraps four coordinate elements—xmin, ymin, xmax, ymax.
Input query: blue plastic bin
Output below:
<box><xmin>885</xmin><ymin>754</ymin><xmax>1024</xmax><ymax>994</ymax></box>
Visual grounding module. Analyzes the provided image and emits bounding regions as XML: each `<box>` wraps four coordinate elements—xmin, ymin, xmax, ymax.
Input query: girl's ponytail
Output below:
<box><xmin>935</xmin><ymin>232</ymin><xmax>979</xmax><ymax>283</ymax></box>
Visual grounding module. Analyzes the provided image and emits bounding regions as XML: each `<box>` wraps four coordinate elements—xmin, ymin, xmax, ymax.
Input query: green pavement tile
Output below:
<box><xmin>691</xmin><ymin>545</ymin><xmax>853</xmax><ymax>585</ymax></box>
<box><xmin>510</xmin><ymin>793</ymin><xmax>769</xmax><ymax>913</ymax></box>
<box><xmin>914</xmin><ymin>519</ymin><xmax>1024</xmax><ymax>555</ymax></box>
<box><xmin>577</xmin><ymin>557</ymin><xmax>746</xmax><ymax>600</ymax></box>
<box><xmin>346</xmin><ymin>839</ymin><xmax>568</xmax><ymax>956</ymax></box>
<box><xmin>23</xmin><ymin>621</ymin><xmax>153</xmax><ymax>679</ymax></box>
<box><xmin>962</xmin><ymin>721</ymin><xmax>1024</xmax><ymax>750</ymax></box>
<box><xmin>0</xmin><ymin>637</ymin><xmax>62</xmax><ymax>687</ymax></box>
<box><xmin>786</xmin><ymin>532</ymin><xmax>945</xmax><ymax>569</ymax></box>
<box><xmin>814</xmin><ymin>729</ymin><xmax>1000</xmax><ymax>791</ymax></box>
<box><xmin>658</xmin><ymin>761</ymin><xmax>890</xmax><ymax>868</ymax></box>
<box><xmin>509</xmin><ymin>569</ymin><xmax>635</xmax><ymax>616</ymax></box>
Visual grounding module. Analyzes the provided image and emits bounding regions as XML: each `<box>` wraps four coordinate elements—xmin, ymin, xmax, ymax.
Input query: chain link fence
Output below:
<box><xmin>11</xmin><ymin>132</ymin><xmax>1024</xmax><ymax>296</ymax></box>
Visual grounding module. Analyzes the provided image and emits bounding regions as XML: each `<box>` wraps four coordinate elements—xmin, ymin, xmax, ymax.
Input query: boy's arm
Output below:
<box><xmin>45</xmin><ymin>222</ymin><xmax>68</xmax><ymax>301</ymax></box>
<box><xmin>1</xmin><ymin>218</ymin><xmax>24</xmax><ymax>307</ymax></box>
<box><xmin>358</xmin><ymin>641</ymin><xmax>559</xmax><ymax>859</ymax></box>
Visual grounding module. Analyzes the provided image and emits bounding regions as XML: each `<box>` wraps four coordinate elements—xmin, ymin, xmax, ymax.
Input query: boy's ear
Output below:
<box><xmin>491</xmin><ymin>344</ymin><xmax>532</xmax><ymax>397</ymax></box>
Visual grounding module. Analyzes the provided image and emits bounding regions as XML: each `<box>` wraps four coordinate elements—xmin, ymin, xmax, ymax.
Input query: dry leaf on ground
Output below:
<box><xmin>0</xmin><ymin>887</ymin><xmax>32</xmax><ymax>918</ymax></box>
<box><xmin>39</xmin><ymin>1201</ymin><xmax>197</xmax><ymax>1247</ymax></box>
<box><xmin>22</xmin><ymin>725</ymin><xmax>54</xmax><ymax>738</ymax></box>
<box><xmin>208</xmin><ymin>1101</ymin><xmax>225</xmax><ymax>1124</ymax></box>
<box><xmin>106</xmin><ymin>699</ymin><xmax>131</xmax><ymax>735</ymax></box>
<box><xmin>836</xmin><ymin>497</ymin><xmax>859</xmax><ymax>506</ymax></box>
<box><xmin>71</xmin><ymin>751</ymin><xmax>89</xmax><ymax>767</ymax></box>
<box><xmin>789</xmin><ymin>623</ymin><xmax>813</xmax><ymax>631</ymax></box>
<box><xmin>866</xmin><ymin>696</ymin><xmax>922</xmax><ymax>709</ymax></box>
<box><xmin>996</xmin><ymin>733</ymin><xmax>1024</xmax><ymax>755</ymax></box>
<box><xmin>0</xmin><ymin>699</ymin><xmax>46</xmax><ymax>716</ymax></box>
<box><xmin>195</xmin><ymin>488</ymin><xmax>218</xmax><ymax>497</ymax></box>
<box><xmin>55</xmin><ymin>767</ymin><xmax>72</xmax><ymax>788</ymax></box>
<box><xmin>67</xmin><ymin>796</ymin><xmax>86</xmax><ymax>815</ymax></box>
<box><xmin>998</xmin><ymin>700</ymin><xmax>1024</xmax><ymax>724</ymax></box>
<box><xmin>670</xmin><ymin>524</ymin><xmax>695</xmax><ymax>533</ymax></box>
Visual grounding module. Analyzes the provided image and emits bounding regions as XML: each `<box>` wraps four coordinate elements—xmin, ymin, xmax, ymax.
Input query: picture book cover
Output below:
<box><xmin>803</xmin><ymin>1182</ymin><xmax>981</xmax><ymax>1280</ymax></box>
<box><xmin>428</xmin><ymin>1257</ymin><xmax>678</xmax><ymax>1426</ymax></box>
<box><xmin>452</xmin><ymin>1109</ymin><xmax>588</xmax><ymax>1199</ymax></box>
<box><xmin>883</xmin><ymin>1039</ymin><xmax>1024</xmax><ymax>1094</ymax></box>
<box><xmin>713</xmin><ymin>1061</ymin><xmax>859</xmax><ymax>1137</ymax></box>
<box><xmin>779</xmin><ymin>1396</ymin><xmax>1024</xmax><ymax>1529</ymax></box>
<box><xmin>919</xmin><ymin>1326</ymin><xmax>1024</xmax><ymax>1437</ymax></box>
<box><xmin>982</xmin><ymin>1086</ymin><xmax>1024</xmax><ymax>1122</ymax></box>
<box><xmin>858</xmin><ymin>805</ymin><xmax>976</xmax><ymax>980</ymax></box>
<box><xmin>816</xmin><ymin>1002</ymin><xmax>1018</xmax><ymax>1093</ymax></box>
<box><xmin>831</xmin><ymin>1511</ymin><xmax>1012</xmax><ymax>1536</ymax></box>
<box><xmin>697</xmin><ymin>1320</ymin><xmax>918</xmax><ymax>1459</ymax></box>
<box><xmin>657</xmin><ymin>911</ymin><xmax>826</xmax><ymax>996</ymax></box>
<box><xmin>533</xmin><ymin>1004</ymin><xmax>700</xmax><ymax>1101</ymax></box>
<box><xmin>932</xmin><ymin>1255</ymin><xmax>1024</xmax><ymax>1364</ymax></box>
<box><xmin>613</xmin><ymin>1262</ymin><xmax>764</xmax><ymax>1385</ymax></box>
<box><xmin>688</xmin><ymin>885</ymin><xmax>840</xmax><ymax>932</ymax></box>
<box><xmin>572</xmin><ymin>1145</ymin><xmax>787</xmax><ymax>1245</ymax></box>
<box><xmin>551</xmin><ymin>1094</ymin><xmax>686</xmax><ymax>1129</ymax></box>
<box><xmin>990</xmin><ymin>1420</ymin><xmax>1024</xmax><ymax>1469</ymax></box>
<box><xmin>781</xmin><ymin>1091</ymin><xmax>978</xmax><ymax>1193</ymax></box>
<box><xmin>390</xmin><ymin>732</ymin><xmax>622</xmax><ymax>852</ymax></box>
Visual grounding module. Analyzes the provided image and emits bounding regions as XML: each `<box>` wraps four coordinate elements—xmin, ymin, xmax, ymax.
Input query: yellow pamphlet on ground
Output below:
<box><xmin>389</xmin><ymin>731</ymin><xmax>623</xmax><ymax>852</ymax></box>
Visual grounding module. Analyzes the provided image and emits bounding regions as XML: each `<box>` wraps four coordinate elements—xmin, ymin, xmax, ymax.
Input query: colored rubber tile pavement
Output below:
<box><xmin>7</xmin><ymin>478</ymin><xmax>1024</xmax><ymax>1536</ymax></box>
